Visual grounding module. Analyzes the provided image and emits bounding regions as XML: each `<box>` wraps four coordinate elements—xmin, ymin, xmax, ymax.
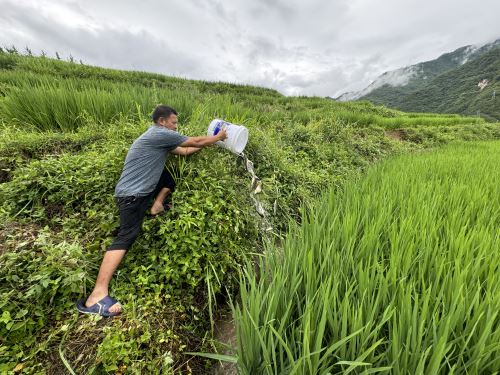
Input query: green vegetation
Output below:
<box><xmin>0</xmin><ymin>50</ymin><xmax>499</xmax><ymax>373</ymax></box>
<box><xmin>357</xmin><ymin>41</ymin><xmax>498</xmax><ymax>106</ymax></box>
<box><xmin>399</xmin><ymin>47</ymin><xmax>500</xmax><ymax>121</ymax></box>
<box><xmin>361</xmin><ymin>46</ymin><xmax>500</xmax><ymax>121</ymax></box>
<box><xmin>236</xmin><ymin>141</ymin><xmax>500</xmax><ymax>374</ymax></box>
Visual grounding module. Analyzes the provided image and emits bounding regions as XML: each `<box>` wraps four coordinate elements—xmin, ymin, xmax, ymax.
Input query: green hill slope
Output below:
<box><xmin>358</xmin><ymin>42</ymin><xmax>500</xmax><ymax>121</ymax></box>
<box><xmin>397</xmin><ymin>47</ymin><xmax>500</xmax><ymax>121</ymax></box>
<box><xmin>0</xmin><ymin>52</ymin><xmax>499</xmax><ymax>374</ymax></box>
<box><xmin>338</xmin><ymin>39</ymin><xmax>500</xmax><ymax>103</ymax></box>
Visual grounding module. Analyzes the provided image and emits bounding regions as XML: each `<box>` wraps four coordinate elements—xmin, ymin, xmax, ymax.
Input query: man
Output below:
<box><xmin>77</xmin><ymin>105</ymin><xmax>227</xmax><ymax>317</ymax></box>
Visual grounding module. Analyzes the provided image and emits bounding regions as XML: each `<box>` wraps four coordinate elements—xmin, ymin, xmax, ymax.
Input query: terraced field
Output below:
<box><xmin>0</xmin><ymin>52</ymin><xmax>499</xmax><ymax>373</ymax></box>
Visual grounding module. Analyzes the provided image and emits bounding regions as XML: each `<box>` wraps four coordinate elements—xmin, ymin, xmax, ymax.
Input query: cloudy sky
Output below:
<box><xmin>1</xmin><ymin>0</ymin><xmax>499</xmax><ymax>97</ymax></box>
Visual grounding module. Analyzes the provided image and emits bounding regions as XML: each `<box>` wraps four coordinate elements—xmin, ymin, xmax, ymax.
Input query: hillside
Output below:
<box><xmin>336</xmin><ymin>38</ymin><xmax>500</xmax><ymax>102</ymax></box>
<box><xmin>397</xmin><ymin>47</ymin><xmax>500</xmax><ymax>121</ymax></box>
<box><xmin>0</xmin><ymin>51</ymin><xmax>499</xmax><ymax>374</ymax></box>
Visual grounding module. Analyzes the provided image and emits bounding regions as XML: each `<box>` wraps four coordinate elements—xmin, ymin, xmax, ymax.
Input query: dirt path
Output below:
<box><xmin>212</xmin><ymin>310</ymin><xmax>238</xmax><ymax>375</ymax></box>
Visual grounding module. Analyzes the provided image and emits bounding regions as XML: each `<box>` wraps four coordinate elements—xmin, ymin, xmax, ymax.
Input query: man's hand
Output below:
<box><xmin>217</xmin><ymin>128</ymin><xmax>228</xmax><ymax>141</ymax></box>
<box><xmin>180</xmin><ymin>129</ymin><xmax>228</xmax><ymax>148</ymax></box>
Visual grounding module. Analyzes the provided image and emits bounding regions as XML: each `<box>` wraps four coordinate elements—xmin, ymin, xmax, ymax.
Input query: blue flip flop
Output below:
<box><xmin>76</xmin><ymin>295</ymin><xmax>122</xmax><ymax>317</ymax></box>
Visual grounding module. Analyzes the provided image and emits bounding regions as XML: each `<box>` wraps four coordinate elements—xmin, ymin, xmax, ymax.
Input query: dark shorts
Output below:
<box><xmin>107</xmin><ymin>168</ymin><xmax>176</xmax><ymax>251</ymax></box>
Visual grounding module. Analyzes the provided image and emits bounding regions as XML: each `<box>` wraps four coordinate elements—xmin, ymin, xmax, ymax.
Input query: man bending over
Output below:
<box><xmin>77</xmin><ymin>104</ymin><xmax>227</xmax><ymax>317</ymax></box>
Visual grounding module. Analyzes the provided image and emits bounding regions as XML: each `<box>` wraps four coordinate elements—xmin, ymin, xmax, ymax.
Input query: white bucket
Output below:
<box><xmin>207</xmin><ymin>119</ymin><xmax>249</xmax><ymax>154</ymax></box>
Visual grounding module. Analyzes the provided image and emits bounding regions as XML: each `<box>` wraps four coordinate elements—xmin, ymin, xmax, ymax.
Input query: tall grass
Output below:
<box><xmin>1</xmin><ymin>79</ymin><xmax>200</xmax><ymax>131</ymax></box>
<box><xmin>0</xmin><ymin>71</ymin><xmax>268</xmax><ymax>131</ymax></box>
<box><xmin>235</xmin><ymin>141</ymin><xmax>500</xmax><ymax>374</ymax></box>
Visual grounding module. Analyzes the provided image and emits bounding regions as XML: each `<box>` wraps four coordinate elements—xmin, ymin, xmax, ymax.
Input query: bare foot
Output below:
<box><xmin>86</xmin><ymin>293</ymin><xmax>122</xmax><ymax>314</ymax></box>
<box><xmin>150</xmin><ymin>202</ymin><xmax>165</xmax><ymax>216</ymax></box>
<box><xmin>151</xmin><ymin>202</ymin><xmax>172</xmax><ymax>216</ymax></box>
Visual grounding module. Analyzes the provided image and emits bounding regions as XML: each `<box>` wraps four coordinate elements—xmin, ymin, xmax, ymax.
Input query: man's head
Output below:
<box><xmin>152</xmin><ymin>105</ymin><xmax>178</xmax><ymax>131</ymax></box>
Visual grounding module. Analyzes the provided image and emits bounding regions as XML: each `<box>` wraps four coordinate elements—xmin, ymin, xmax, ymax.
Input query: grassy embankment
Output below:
<box><xmin>0</xmin><ymin>51</ymin><xmax>499</xmax><ymax>373</ymax></box>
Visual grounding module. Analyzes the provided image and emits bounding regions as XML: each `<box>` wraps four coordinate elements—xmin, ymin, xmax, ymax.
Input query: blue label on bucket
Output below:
<box><xmin>213</xmin><ymin>121</ymin><xmax>228</xmax><ymax>136</ymax></box>
<box><xmin>213</xmin><ymin>121</ymin><xmax>222</xmax><ymax>136</ymax></box>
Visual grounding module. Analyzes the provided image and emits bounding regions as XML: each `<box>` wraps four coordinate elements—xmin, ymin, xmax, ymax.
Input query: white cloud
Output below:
<box><xmin>0</xmin><ymin>0</ymin><xmax>499</xmax><ymax>97</ymax></box>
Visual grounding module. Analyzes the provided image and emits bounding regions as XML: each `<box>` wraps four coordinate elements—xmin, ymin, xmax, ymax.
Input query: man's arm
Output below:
<box><xmin>171</xmin><ymin>146</ymin><xmax>201</xmax><ymax>156</ymax></box>
<box><xmin>179</xmin><ymin>129</ymin><xmax>227</xmax><ymax>148</ymax></box>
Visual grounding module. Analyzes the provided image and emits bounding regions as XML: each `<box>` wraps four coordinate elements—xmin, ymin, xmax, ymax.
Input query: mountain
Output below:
<box><xmin>396</xmin><ymin>46</ymin><xmax>500</xmax><ymax>121</ymax></box>
<box><xmin>335</xmin><ymin>39</ymin><xmax>500</xmax><ymax>119</ymax></box>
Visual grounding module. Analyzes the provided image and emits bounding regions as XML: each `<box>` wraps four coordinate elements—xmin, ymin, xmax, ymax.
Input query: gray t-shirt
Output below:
<box><xmin>114</xmin><ymin>125</ymin><xmax>188</xmax><ymax>197</ymax></box>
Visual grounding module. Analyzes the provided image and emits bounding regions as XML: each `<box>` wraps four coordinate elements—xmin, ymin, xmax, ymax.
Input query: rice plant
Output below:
<box><xmin>235</xmin><ymin>141</ymin><xmax>500</xmax><ymax>374</ymax></box>
<box><xmin>1</xmin><ymin>78</ymin><xmax>200</xmax><ymax>131</ymax></box>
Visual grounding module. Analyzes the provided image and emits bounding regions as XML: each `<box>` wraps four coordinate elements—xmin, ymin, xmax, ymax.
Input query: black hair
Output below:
<box><xmin>152</xmin><ymin>105</ymin><xmax>178</xmax><ymax>123</ymax></box>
